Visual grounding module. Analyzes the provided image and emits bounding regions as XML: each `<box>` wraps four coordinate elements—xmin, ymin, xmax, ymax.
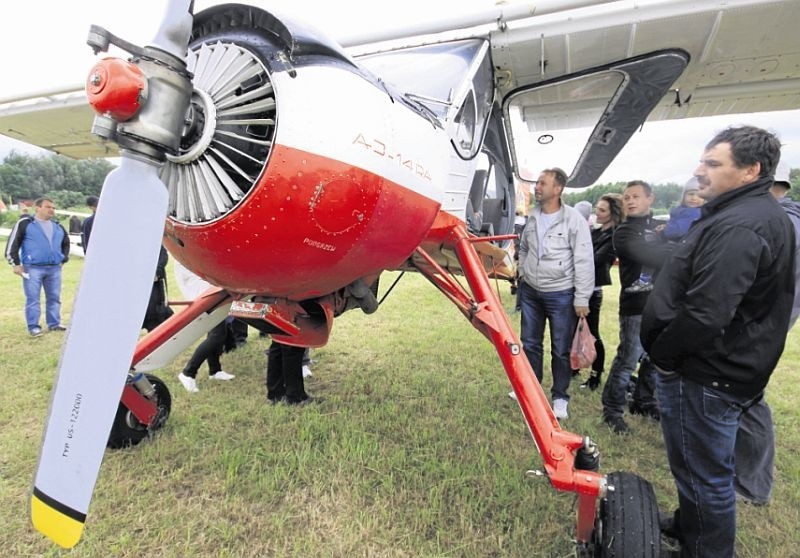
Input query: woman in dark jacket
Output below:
<box><xmin>580</xmin><ymin>194</ymin><xmax>625</xmax><ymax>390</ymax></box>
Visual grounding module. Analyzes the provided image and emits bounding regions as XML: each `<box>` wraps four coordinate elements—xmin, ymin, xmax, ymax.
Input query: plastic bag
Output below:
<box><xmin>570</xmin><ymin>316</ymin><xmax>597</xmax><ymax>370</ymax></box>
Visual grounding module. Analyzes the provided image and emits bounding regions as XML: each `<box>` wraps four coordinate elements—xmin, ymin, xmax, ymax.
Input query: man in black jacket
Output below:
<box><xmin>601</xmin><ymin>181</ymin><xmax>673</xmax><ymax>434</ymax></box>
<box><xmin>641</xmin><ymin>126</ymin><xmax>794</xmax><ymax>558</ymax></box>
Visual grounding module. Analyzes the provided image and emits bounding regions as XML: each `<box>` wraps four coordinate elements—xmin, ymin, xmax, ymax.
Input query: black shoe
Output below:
<box><xmin>580</xmin><ymin>371</ymin><xmax>602</xmax><ymax>390</ymax></box>
<box><xmin>286</xmin><ymin>395</ymin><xmax>320</xmax><ymax>406</ymax></box>
<box><xmin>604</xmin><ymin>416</ymin><xmax>632</xmax><ymax>435</ymax></box>
<box><xmin>49</xmin><ymin>325</ymin><xmax>67</xmax><ymax>331</ymax></box>
<box><xmin>267</xmin><ymin>395</ymin><xmax>286</xmax><ymax>405</ymax></box>
<box><xmin>659</xmin><ymin>509</ymin><xmax>683</xmax><ymax>542</ymax></box>
<box><xmin>630</xmin><ymin>403</ymin><xmax>661</xmax><ymax>421</ymax></box>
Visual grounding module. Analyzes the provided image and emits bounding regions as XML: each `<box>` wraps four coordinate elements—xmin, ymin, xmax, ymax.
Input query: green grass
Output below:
<box><xmin>0</xmin><ymin>252</ymin><xmax>798</xmax><ymax>557</ymax></box>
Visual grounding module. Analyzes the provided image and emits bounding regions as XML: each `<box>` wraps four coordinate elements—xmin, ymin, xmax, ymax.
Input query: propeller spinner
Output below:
<box><xmin>30</xmin><ymin>0</ymin><xmax>194</xmax><ymax>548</ymax></box>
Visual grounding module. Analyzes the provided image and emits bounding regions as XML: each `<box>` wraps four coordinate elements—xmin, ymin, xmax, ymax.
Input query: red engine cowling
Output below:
<box><xmin>162</xmin><ymin>5</ymin><xmax>451</xmax><ymax>299</ymax></box>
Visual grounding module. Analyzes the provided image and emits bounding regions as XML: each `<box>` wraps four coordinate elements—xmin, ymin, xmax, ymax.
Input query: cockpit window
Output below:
<box><xmin>358</xmin><ymin>39</ymin><xmax>493</xmax><ymax>159</ymax></box>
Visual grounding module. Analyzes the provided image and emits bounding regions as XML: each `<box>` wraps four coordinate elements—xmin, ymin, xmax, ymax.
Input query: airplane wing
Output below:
<box><xmin>1</xmin><ymin>0</ymin><xmax>797</xmax><ymax>161</ymax></box>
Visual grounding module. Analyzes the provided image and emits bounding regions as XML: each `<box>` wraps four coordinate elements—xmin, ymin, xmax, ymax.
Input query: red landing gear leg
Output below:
<box><xmin>106</xmin><ymin>289</ymin><xmax>232</xmax><ymax>448</ymax></box>
<box><xmin>413</xmin><ymin>225</ymin><xmax>604</xmax><ymax>546</ymax></box>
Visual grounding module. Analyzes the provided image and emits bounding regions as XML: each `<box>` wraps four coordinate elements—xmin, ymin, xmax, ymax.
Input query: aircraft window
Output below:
<box><xmin>507</xmin><ymin>72</ymin><xmax>625</xmax><ymax>183</ymax></box>
<box><xmin>503</xmin><ymin>49</ymin><xmax>690</xmax><ymax>188</ymax></box>
<box><xmin>357</xmin><ymin>40</ymin><xmax>487</xmax><ymax>122</ymax></box>
<box><xmin>454</xmin><ymin>91</ymin><xmax>477</xmax><ymax>152</ymax></box>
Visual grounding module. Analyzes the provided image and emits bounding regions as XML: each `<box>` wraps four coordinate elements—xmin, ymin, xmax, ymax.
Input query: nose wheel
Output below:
<box><xmin>107</xmin><ymin>374</ymin><xmax>172</xmax><ymax>449</ymax></box>
<box><xmin>578</xmin><ymin>471</ymin><xmax>662</xmax><ymax>557</ymax></box>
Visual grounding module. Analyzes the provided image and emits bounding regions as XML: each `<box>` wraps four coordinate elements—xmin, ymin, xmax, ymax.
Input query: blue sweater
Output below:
<box><xmin>662</xmin><ymin>205</ymin><xmax>701</xmax><ymax>241</ymax></box>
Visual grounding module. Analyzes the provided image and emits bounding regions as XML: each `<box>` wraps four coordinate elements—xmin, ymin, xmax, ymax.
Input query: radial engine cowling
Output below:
<box><xmin>163</xmin><ymin>5</ymin><xmax>450</xmax><ymax>299</ymax></box>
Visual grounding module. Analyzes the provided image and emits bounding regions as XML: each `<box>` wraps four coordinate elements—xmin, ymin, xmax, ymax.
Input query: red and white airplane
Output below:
<box><xmin>2</xmin><ymin>0</ymin><xmax>798</xmax><ymax>554</ymax></box>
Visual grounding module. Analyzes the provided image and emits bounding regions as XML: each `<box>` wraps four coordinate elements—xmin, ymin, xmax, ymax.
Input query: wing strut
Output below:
<box><xmin>413</xmin><ymin>225</ymin><xmax>604</xmax><ymax>545</ymax></box>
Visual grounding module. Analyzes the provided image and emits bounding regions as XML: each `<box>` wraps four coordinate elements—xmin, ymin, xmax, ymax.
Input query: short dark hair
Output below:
<box><xmin>625</xmin><ymin>180</ymin><xmax>652</xmax><ymax>196</ymax></box>
<box><xmin>34</xmin><ymin>197</ymin><xmax>54</xmax><ymax>207</ymax></box>
<box><xmin>705</xmin><ymin>125</ymin><xmax>782</xmax><ymax>178</ymax></box>
<box><xmin>543</xmin><ymin>167</ymin><xmax>568</xmax><ymax>188</ymax></box>
<box><xmin>86</xmin><ymin>195</ymin><xmax>99</xmax><ymax>208</ymax></box>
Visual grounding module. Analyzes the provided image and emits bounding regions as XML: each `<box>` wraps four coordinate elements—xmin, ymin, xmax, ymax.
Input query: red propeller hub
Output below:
<box><xmin>86</xmin><ymin>57</ymin><xmax>146</xmax><ymax>122</ymax></box>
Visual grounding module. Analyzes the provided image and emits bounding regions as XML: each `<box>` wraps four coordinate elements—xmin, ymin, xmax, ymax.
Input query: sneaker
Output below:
<box><xmin>508</xmin><ymin>390</ymin><xmax>518</xmax><ymax>401</ymax></box>
<box><xmin>624</xmin><ymin>280</ymin><xmax>654</xmax><ymax>294</ymax></box>
<box><xmin>604</xmin><ymin>415</ymin><xmax>632</xmax><ymax>435</ymax></box>
<box><xmin>29</xmin><ymin>327</ymin><xmax>43</xmax><ymax>337</ymax></box>
<box><xmin>210</xmin><ymin>371</ymin><xmax>235</xmax><ymax>381</ymax></box>
<box><xmin>302</xmin><ymin>364</ymin><xmax>313</xmax><ymax>378</ymax></box>
<box><xmin>49</xmin><ymin>325</ymin><xmax>67</xmax><ymax>332</ymax></box>
<box><xmin>553</xmin><ymin>398</ymin><xmax>569</xmax><ymax>419</ymax></box>
<box><xmin>178</xmin><ymin>373</ymin><xmax>199</xmax><ymax>393</ymax></box>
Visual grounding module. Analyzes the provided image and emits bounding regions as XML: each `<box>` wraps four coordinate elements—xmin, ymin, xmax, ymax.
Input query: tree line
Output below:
<box><xmin>0</xmin><ymin>151</ymin><xmax>114</xmax><ymax>210</ymax></box>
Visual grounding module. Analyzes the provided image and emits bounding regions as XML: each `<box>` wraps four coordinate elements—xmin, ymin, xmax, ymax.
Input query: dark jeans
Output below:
<box><xmin>734</xmin><ymin>398</ymin><xmax>774</xmax><ymax>504</ymax></box>
<box><xmin>182</xmin><ymin>321</ymin><xmax>227</xmax><ymax>378</ymax></box>
<box><xmin>519</xmin><ymin>282</ymin><xmax>576</xmax><ymax>401</ymax></box>
<box><xmin>585</xmin><ymin>289</ymin><xmax>605</xmax><ymax>373</ymax></box>
<box><xmin>657</xmin><ymin>373</ymin><xmax>759</xmax><ymax>558</ymax></box>
<box><xmin>601</xmin><ymin>313</ymin><xmax>657</xmax><ymax>419</ymax></box>
<box><xmin>266</xmin><ymin>341</ymin><xmax>307</xmax><ymax>403</ymax></box>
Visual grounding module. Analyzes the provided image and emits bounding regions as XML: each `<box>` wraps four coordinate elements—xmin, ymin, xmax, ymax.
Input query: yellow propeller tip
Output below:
<box><xmin>31</xmin><ymin>491</ymin><xmax>85</xmax><ymax>549</ymax></box>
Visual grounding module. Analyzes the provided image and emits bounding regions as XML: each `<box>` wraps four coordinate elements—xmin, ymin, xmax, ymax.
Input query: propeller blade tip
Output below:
<box><xmin>31</xmin><ymin>491</ymin><xmax>85</xmax><ymax>549</ymax></box>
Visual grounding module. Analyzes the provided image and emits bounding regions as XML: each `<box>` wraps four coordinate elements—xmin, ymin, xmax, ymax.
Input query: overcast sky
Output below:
<box><xmin>1</xmin><ymin>0</ymin><xmax>797</xmax><ymax>186</ymax></box>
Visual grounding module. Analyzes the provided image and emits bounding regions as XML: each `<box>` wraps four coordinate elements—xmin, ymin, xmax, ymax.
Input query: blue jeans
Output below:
<box><xmin>23</xmin><ymin>265</ymin><xmax>62</xmax><ymax>331</ymax></box>
<box><xmin>601</xmin><ymin>313</ymin><xmax>657</xmax><ymax>418</ymax></box>
<box><xmin>657</xmin><ymin>373</ymin><xmax>758</xmax><ymax>558</ymax></box>
<box><xmin>519</xmin><ymin>282</ymin><xmax>576</xmax><ymax>401</ymax></box>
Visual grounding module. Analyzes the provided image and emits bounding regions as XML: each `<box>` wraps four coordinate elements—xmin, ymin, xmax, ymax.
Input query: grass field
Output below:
<box><xmin>1</xmin><ymin>252</ymin><xmax>798</xmax><ymax>557</ymax></box>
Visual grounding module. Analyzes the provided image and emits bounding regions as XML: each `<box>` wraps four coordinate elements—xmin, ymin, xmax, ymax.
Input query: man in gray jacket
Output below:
<box><xmin>517</xmin><ymin>167</ymin><xmax>594</xmax><ymax>419</ymax></box>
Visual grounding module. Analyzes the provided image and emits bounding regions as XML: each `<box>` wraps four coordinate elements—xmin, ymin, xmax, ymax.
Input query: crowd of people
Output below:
<box><xmin>514</xmin><ymin>125</ymin><xmax>797</xmax><ymax>557</ymax></box>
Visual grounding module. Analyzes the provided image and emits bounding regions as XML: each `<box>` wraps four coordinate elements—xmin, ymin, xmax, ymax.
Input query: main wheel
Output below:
<box><xmin>594</xmin><ymin>471</ymin><xmax>661</xmax><ymax>557</ymax></box>
<box><xmin>107</xmin><ymin>374</ymin><xmax>172</xmax><ymax>449</ymax></box>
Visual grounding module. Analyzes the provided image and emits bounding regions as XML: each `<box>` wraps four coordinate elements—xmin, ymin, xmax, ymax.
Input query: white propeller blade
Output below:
<box><xmin>31</xmin><ymin>157</ymin><xmax>169</xmax><ymax>547</ymax></box>
<box><xmin>30</xmin><ymin>3</ymin><xmax>195</xmax><ymax>547</ymax></box>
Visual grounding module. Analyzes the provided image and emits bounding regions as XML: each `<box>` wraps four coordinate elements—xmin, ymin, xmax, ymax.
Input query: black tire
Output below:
<box><xmin>107</xmin><ymin>374</ymin><xmax>172</xmax><ymax>449</ymax></box>
<box><xmin>595</xmin><ymin>471</ymin><xmax>661</xmax><ymax>557</ymax></box>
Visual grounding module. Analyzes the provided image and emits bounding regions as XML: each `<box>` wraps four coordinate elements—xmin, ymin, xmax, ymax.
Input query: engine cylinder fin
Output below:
<box><xmin>218</xmin><ymin>97</ymin><xmax>276</xmax><ymax>116</ymax></box>
<box><xmin>206</xmin><ymin>145</ymin><xmax>254</xmax><ymax>183</ymax></box>
<box><xmin>210</xmin><ymin>59</ymin><xmax>266</xmax><ymax>99</ymax></box>
<box><xmin>215</xmin><ymin>82</ymin><xmax>274</xmax><ymax>109</ymax></box>
<box><xmin>216</xmin><ymin>128</ymin><xmax>272</xmax><ymax>146</ymax></box>
<box><xmin>163</xmin><ymin>39</ymin><xmax>274</xmax><ymax>224</ymax></box>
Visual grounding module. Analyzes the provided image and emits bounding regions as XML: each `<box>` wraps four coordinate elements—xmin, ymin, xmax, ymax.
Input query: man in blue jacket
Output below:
<box><xmin>641</xmin><ymin>126</ymin><xmax>794</xmax><ymax>558</ymax></box>
<box><xmin>5</xmin><ymin>197</ymin><xmax>70</xmax><ymax>336</ymax></box>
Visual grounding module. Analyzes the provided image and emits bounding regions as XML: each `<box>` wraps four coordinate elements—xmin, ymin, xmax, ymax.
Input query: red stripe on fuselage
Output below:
<box><xmin>165</xmin><ymin>144</ymin><xmax>441</xmax><ymax>298</ymax></box>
